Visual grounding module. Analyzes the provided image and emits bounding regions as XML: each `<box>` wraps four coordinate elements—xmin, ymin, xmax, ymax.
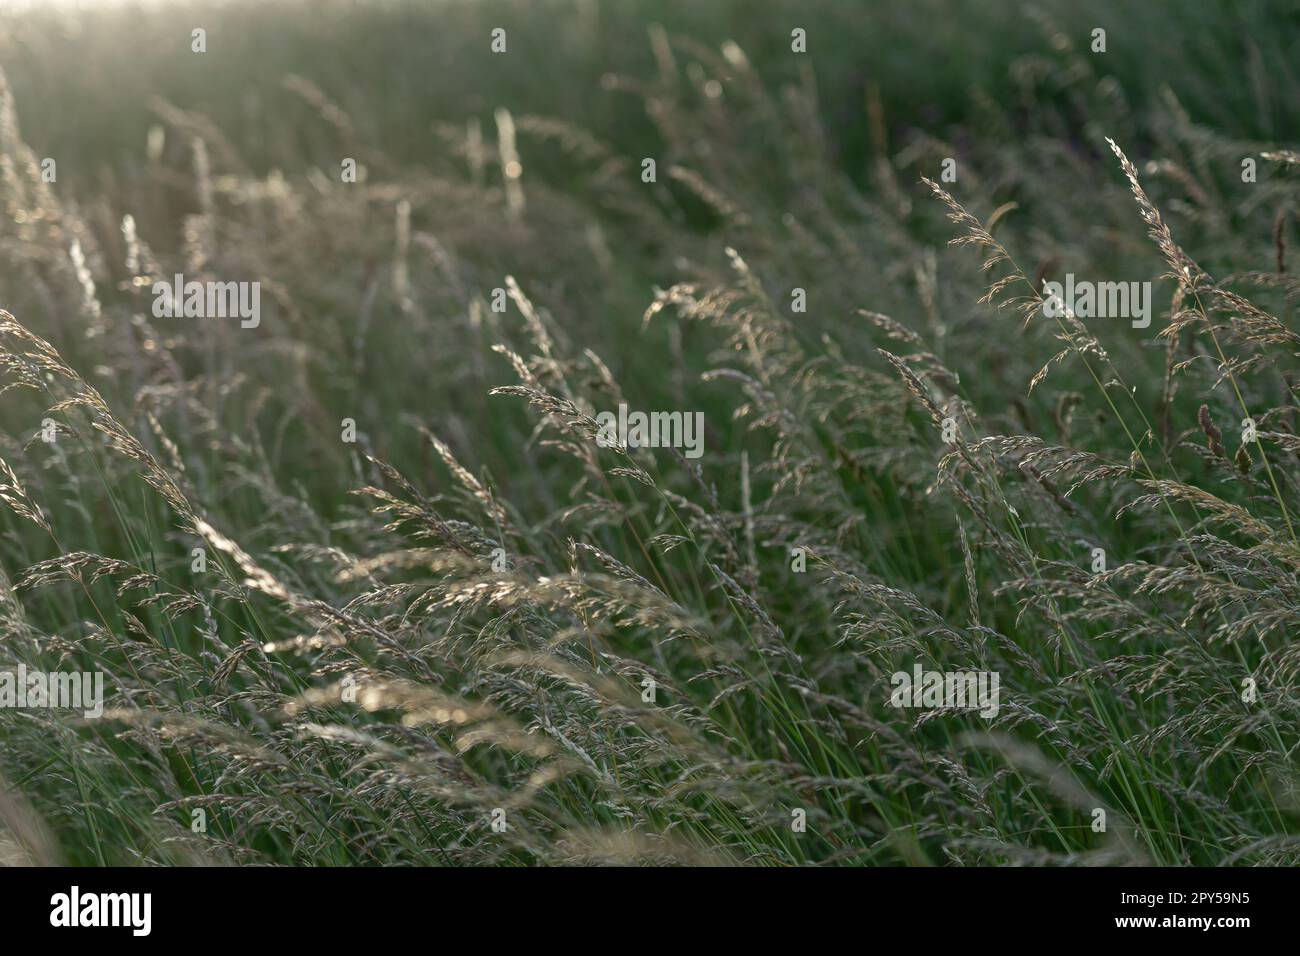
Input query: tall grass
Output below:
<box><xmin>0</xmin><ymin>0</ymin><xmax>1298</xmax><ymax>865</ymax></box>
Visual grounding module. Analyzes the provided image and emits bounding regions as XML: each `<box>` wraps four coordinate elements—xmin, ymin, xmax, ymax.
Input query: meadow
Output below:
<box><xmin>0</xmin><ymin>0</ymin><xmax>1298</xmax><ymax>865</ymax></box>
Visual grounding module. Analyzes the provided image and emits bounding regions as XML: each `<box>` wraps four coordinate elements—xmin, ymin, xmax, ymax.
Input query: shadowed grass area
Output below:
<box><xmin>0</xmin><ymin>0</ymin><xmax>1298</xmax><ymax>865</ymax></box>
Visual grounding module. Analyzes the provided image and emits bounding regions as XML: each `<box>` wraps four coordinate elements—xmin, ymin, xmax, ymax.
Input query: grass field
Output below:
<box><xmin>1</xmin><ymin>0</ymin><xmax>1299</xmax><ymax>865</ymax></box>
